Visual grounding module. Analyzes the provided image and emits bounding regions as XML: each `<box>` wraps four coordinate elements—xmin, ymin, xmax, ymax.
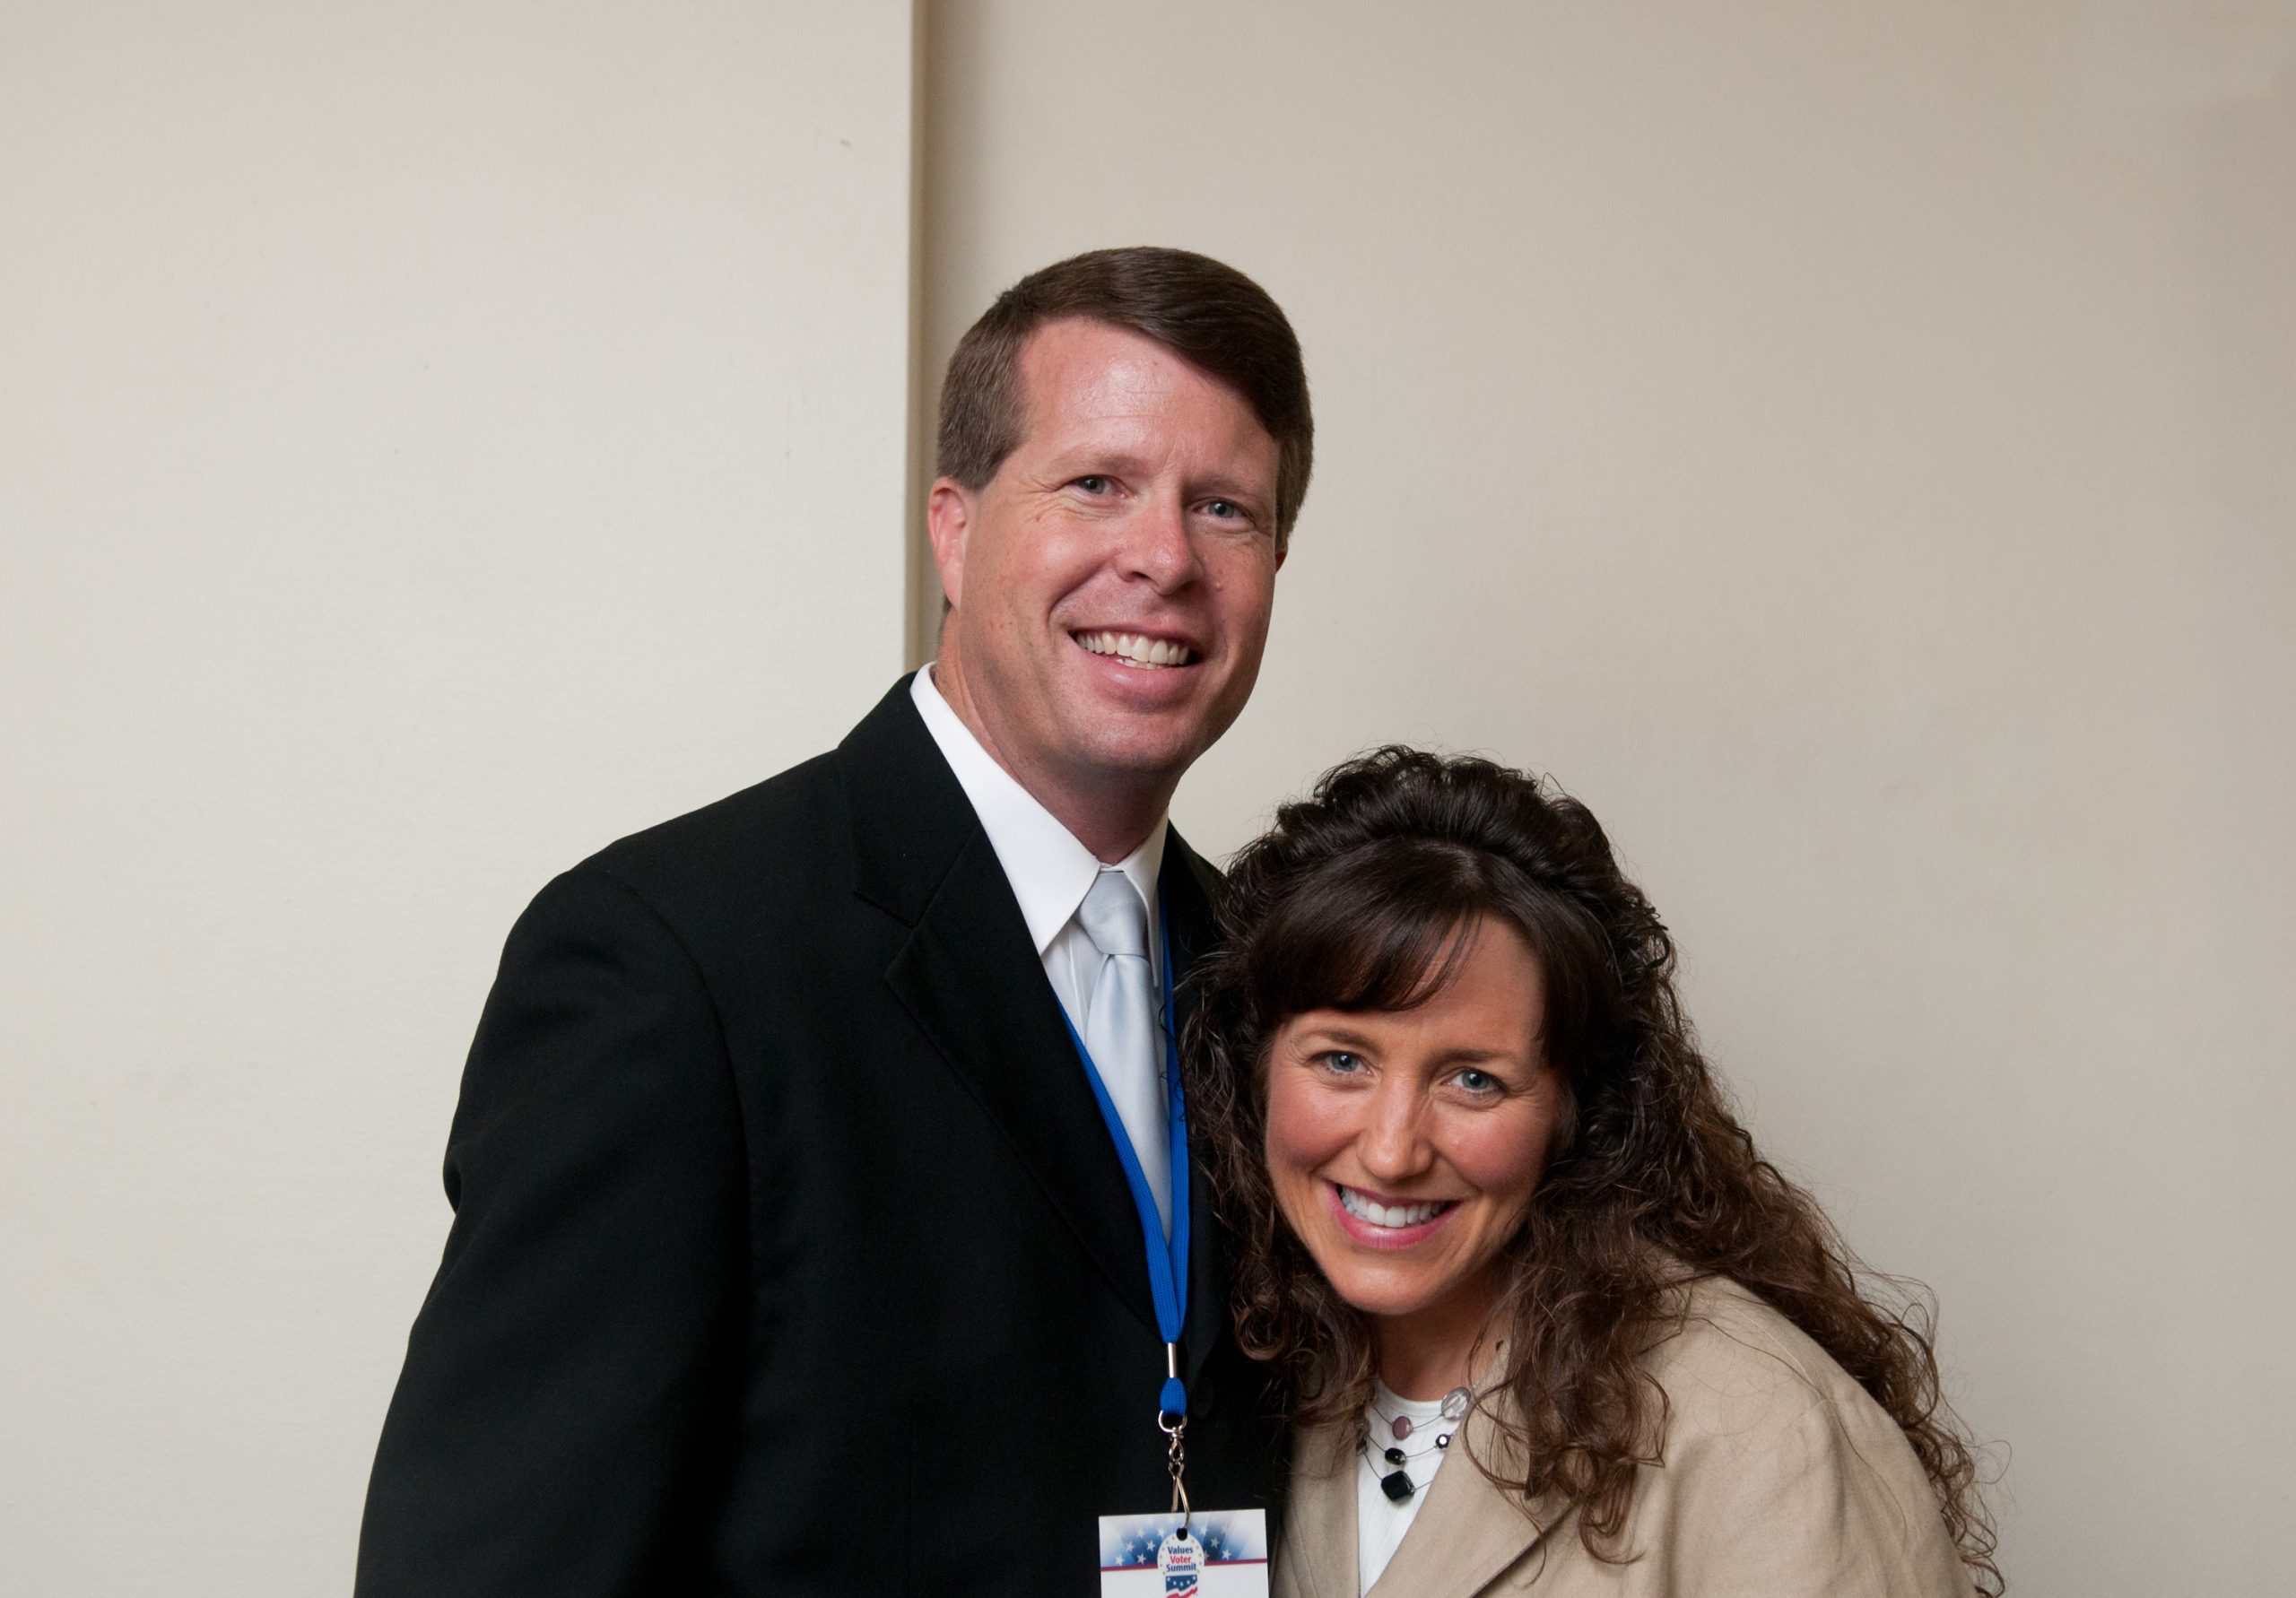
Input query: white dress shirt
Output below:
<box><xmin>909</xmin><ymin>668</ymin><xmax>1173</xmax><ymax>1220</ymax></box>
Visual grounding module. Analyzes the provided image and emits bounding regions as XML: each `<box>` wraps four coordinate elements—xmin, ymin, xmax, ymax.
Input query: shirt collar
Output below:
<box><xmin>910</xmin><ymin>667</ymin><xmax>1167</xmax><ymax>956</ymax></box>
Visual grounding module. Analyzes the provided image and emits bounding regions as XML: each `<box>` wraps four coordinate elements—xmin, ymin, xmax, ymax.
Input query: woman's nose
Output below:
<box><xmin>1354</xmin><ymin>1083</ymin><xmax>1434</xmax><ymax>1182</ymax></box>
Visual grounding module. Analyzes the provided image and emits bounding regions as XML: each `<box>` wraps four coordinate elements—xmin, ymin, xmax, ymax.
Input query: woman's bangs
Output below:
<box><xmin>1249</xmin><ymin>850</ymin><xmax>1485</xmax><ymax>1022</ymax></box>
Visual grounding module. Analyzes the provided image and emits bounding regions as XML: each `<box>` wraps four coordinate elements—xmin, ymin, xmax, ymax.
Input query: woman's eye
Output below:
<box><xmin>1454</xmin><ymin>1068</ymin><xmax>1500</xmax><ymax>1096</ymax></box>
<box><xmin>1318</xmin><ymin>1050</ymin><xmax>1366</xmax><ymax>1076</ymax></box>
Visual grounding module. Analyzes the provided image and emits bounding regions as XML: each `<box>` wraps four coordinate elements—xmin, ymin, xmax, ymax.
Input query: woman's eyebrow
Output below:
<box><xmin>1292</xmin><ymin>1020</ymin><xmax>1378</xmax><ymax>1049</ymax></box>
<box><xmin>1428</xmin><ymin>1046</ymin><xmax>1516</xmax><ymax>1065</ymax></box>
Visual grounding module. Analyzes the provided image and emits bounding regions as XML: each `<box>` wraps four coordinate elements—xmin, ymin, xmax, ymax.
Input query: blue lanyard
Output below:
<box><xmin>1058</xmin><ymin>904</ymin><xmax>1192</xmax><ymax>1420</ymax></box>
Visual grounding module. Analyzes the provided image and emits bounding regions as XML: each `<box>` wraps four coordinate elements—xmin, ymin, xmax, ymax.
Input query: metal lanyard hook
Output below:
<box><xmin>1161</xmin><ymin>1406</ymin><xmax>1190</xmax><ymax>1527</ymax></box>
<box><xmin>1159</xmin><ymin>1340</ymin><xmax>1190</xmax><ymax>1530</ymax></box>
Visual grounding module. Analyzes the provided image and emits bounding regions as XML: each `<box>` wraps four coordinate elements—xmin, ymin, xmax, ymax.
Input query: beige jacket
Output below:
<box><xmin>1274</xmin><ymin>1277</ymin><xmax>1977</xmax><ymax>1598</ymax></box>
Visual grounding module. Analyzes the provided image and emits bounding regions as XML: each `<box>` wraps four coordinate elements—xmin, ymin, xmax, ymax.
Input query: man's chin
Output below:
<box><xmin>1069</xmin><ymin>648</ymin><xmax>1216</xmax><ymax>716</ymax></box>
<box><xmin>1061</xmin><ymin>720</ymin><xmax>1214</xmax><ymax>791</ymax></box>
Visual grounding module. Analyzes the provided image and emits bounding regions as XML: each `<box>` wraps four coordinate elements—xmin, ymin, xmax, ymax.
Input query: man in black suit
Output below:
<box><xmin>356</xmin><ymin>247</ymin><xmax>1313</xmax><ymax>1594</ymax></box>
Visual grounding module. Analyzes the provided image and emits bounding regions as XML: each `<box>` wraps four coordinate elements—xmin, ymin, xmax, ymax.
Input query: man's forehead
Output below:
<box><xmin>1018</xmin><ymin>317</ymin><xmax>1187</xmax><ymax>397</ymax></box>
<box><xmin>1012</xmin><ymin>317</ymin><xmax>1273</xmax><ymax>455</ymax></box>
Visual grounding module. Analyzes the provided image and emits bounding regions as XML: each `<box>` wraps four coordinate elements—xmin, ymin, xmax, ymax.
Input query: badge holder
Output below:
<box><xmin>1097</xmin><ymin>1506</ymin><xmax>1268</xmax><ymax>1597</ymax></box>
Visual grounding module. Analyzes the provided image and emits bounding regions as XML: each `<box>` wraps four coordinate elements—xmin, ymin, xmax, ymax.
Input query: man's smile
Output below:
<box><xmin>1072</xmin><ymin>629</ymin><xmax>1202</xmax><ymax>669</ymax></box>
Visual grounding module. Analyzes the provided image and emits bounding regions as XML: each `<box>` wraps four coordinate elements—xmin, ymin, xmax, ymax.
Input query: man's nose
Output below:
<box><xmin>1355</xmin><ymin>1082</ymin><xmax>1435</xmax><ymax>1184</ymax></box>
<box><xmin>1116</xmin><ymin>491</ymin><xmax>1203</xmax><ymax>592</ymax></box>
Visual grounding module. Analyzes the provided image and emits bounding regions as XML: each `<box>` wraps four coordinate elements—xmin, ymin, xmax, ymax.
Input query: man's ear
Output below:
<box><xmin>926</xmin><ymin>478</ymin><xmax>972</xmax><ymax>611</ymax></box>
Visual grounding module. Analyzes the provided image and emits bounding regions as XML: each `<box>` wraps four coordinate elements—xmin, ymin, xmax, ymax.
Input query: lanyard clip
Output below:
<box><xmin>1162</xmin><ymin>1411</ymin><xmax>1190</xmax><ymax>1525</ymax></box>
<box><xmin>1159</xmin><ymin>1341</ymin><xmax>1189</xmax><ymax>1530</ymax></box>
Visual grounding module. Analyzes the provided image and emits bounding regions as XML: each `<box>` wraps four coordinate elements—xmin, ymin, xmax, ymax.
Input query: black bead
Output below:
<box><xmin>1379</xmin><ymin>1469</ymin><xmax>1416</xmax><ymax>1503</ymax></box>
<box><xmin>1384</xmin><ymin>1446</ymin><xmax>1406</xmax><ymax>1465</ymax></box>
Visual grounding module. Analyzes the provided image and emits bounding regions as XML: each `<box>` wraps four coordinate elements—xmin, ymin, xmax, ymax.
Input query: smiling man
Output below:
<box><xmin>357</xmin><ymin>248</ymin><xmax>1313</xmax><ymax>1595</ymax></box>
<box><xmin>927</xmin><ymin>312</ymin><xmax>1286</xmax><ymax>862</ymax></box>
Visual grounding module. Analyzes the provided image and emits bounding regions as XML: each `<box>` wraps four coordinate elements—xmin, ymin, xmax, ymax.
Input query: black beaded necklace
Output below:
<box><xmin>1362</xmin><ymin>1385</ymin><xmax>1472</xmax><ymax>1503</ymax></box>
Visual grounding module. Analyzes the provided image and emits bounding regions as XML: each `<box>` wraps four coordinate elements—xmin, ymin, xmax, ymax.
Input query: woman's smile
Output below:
<box><xmin>1330</xmin><ymin>1182</ymin><xmax>1458</xmax><ymax>1245</ymax></box>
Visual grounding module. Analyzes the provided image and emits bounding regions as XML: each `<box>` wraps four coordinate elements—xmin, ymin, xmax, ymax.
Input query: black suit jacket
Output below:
<box><xmin>357</xmin><ymin>678</ymin><xmax>1284</xmax><ymax>1594</ymax></box>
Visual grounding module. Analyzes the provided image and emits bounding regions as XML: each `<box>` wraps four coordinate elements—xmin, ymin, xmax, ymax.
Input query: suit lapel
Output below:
<box><xmin>1280</xmin><ymin>1423</ymin><xmax>1361</xmax><ymax>1598</ymax></box>
<box><xmin>1365</xmin><ymin>1402</ymin><xmax>1560</xmax><ymax>1598</ymax></box>
<box><xmin>1276</xmin><ymin>1407</ymin><xmax>1564</xmax><ymax>1598</ymax></box>
<box><xmin>1161</xmin><ymin>833</ymin><xmax>1231</xmax><ymax>1388</ymax></box>
<box><xmin>839</xmin><ymin>679</ymin><xmax>1161</xmax><ymax>1333</ymax></box>
<box><xmin>883</xmin><ymin>831</ymin><xmax>1160</xmax><ymax>1328</ymax></box>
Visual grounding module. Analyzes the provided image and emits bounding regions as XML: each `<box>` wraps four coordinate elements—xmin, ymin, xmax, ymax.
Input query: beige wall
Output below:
<box><xmin>922</xmin><ymin>3</ymin><xmax>2293</xmax><ymax>1594</ymax></box>
<box><xmin>5</xmin><ymin>3</ymin><xmax>2290</xmax><ymax>1592</ymax></box>
<box><xmin>0</xmin><ymin>3</ymin><xmax>915</xmax><ymax>1589</ymax></box>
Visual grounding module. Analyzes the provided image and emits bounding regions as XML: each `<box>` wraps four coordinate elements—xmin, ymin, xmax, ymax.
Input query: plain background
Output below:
<box><xmin>6</xmin><ymin>4</ymin><xmax>2292</xmax><ymax>1593</ymax></box>
<box><xmin>1</xmin><ymin>3</ymin><xmax>914</xmax><ymax>1590</ymax></box>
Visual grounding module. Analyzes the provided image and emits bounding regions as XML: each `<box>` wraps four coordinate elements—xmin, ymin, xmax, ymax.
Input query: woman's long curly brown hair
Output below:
<box><xmin>1184</xmin><ymin>748</ymin><xmax>2000</xmax><ymax>1593</ymax></box>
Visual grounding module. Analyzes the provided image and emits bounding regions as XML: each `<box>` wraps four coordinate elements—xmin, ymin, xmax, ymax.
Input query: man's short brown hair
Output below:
<box><xmin>936</xmin><ymin>247</ymin><xmax>1314</xmax><ymax>546</ymax></box>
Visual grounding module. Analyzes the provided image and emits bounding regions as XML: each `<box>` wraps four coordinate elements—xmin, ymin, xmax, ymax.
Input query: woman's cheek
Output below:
<box><xmin>1265</xmin><ymin>1072</ymin><xmax>1352</xmax><ymax>1171</ymax></box>
<box><xmin>1447</xmin><ymin>1099</ymin><xmax>1556</xmax><ymax>1200</ymax></box>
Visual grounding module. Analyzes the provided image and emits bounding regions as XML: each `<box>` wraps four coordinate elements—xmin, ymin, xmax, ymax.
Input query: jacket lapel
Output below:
<box><xmin>1365</xmin><ymin>1403</ymin><xmax>1560</xmax><ymax>1598</ymax></box>
<box><xmin>839</xmin><ymin>678</ymin><xmax>1162</xmax><ymax>1333</ymax></box>
<box><xmin>1278</xmin><ymin>1424</ymin><xmax>1361</xmax><ymax>1598</ymax></box>
<box><xmin>1279</xmin><ymin>1403</ymin><xmax>1563</xmax><ymax>1598</ymax></box>
<box><xmin>1161</xmin><ymin>833</ymin><xmax>1230</xmax><ymax>1388</ymax></box>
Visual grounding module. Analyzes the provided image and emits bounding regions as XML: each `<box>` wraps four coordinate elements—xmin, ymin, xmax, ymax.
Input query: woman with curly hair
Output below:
<box><xmin>1186</xmin><ymin>749</ymin><xmax>1998</xmax><ymax>1597</ymax></box>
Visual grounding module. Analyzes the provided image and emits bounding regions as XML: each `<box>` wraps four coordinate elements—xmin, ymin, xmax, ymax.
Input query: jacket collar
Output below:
<box><xmin>835</xmin><ymin>676</ymin><xmax>1228</xmax><ymax>1377</ymax></box>
<box><xmin>1284</xmin><ymin>1395</ymin><xmax>1568</xmax><ymax>1598</ymax></box>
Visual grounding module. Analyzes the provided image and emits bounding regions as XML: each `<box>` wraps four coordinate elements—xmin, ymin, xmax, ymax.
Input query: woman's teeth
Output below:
<box><xmin>1337</xmin><ymin>1185</ymin><xmax>1452</xmax><ymax>1229</ymax></box>
<box><xmin>1075</xmin><ymin>630</ymin><xmax>1194</xmax><ymax>668</ymax></box>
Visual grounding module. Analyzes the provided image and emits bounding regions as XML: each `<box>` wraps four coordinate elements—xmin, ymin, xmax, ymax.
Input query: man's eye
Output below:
<box><xmin>1203</xmin><ymin>499</ymin><xmax>1240</xmax><ymax>518</ymax></box>
<box><xmin>1073</xmin><ymin>475</ymin><xmax>1113</xmax><ymax>494</ymax></box>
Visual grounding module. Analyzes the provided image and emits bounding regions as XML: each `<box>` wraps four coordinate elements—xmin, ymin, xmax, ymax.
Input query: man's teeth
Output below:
<box><xmin>1076</xmin><ymin>630</ymin><xmax>1195</xmax><ymax>668</ymax></box>
<box><xmin>1337</xmin><ymin>1186</ymin><xmax>1451</xmax><ymax>1229</ymax></box>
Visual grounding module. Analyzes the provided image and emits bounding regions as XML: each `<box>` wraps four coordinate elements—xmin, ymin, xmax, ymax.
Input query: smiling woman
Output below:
<box><xmin>1185</xmin><ymin>750</ymin><xmax>2001</xmax><ymax>1598</ymax></box>
<box><xmin>1262</xmin><ymin>917</ymin><xmax>1562</xmax><ymax>1379</ymax></box>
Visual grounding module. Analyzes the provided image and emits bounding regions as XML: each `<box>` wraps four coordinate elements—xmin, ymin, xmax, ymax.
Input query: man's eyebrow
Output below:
<box><xmin>1035</xmin><ymin>446</ymin><xmax>1156</xmax><ymax>478</ymax></box>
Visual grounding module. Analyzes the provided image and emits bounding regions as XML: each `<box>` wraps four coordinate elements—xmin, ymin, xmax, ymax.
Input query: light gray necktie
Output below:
<box><xmin>1076</xmin><ymin>868</ymin><xmax>1171</xmax><ymax>1238</ymax></box>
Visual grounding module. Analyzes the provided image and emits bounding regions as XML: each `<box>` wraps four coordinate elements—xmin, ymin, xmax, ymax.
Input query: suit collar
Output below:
<box><xmin>838</xmin><ymin>676</ymin><xmax>980</xmax><ymax>927</ymax></box>
<box><xmin>838</xmin><ymin>677</ymin><xmax>1229</xmax><ymax>1382</ymax></box>
<box><xmin>1286</xmin><ymin>1397</ymin><xmax>1566</xmax><ymax>1598</ymax></box>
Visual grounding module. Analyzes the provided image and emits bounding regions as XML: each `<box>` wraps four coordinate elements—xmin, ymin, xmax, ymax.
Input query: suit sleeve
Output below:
<box><xmin>355</xmin><ymin>866</ymin><xmax>748</xmax><ymax>1597</ymax></box>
